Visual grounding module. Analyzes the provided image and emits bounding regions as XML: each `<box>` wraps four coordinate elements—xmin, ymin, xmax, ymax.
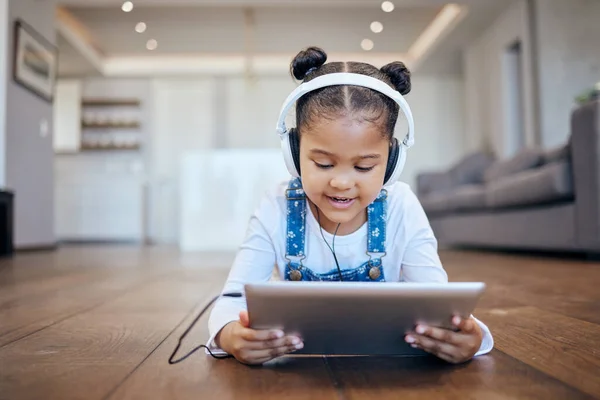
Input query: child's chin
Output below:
<box><xmin>321</xmin><ymin>208</ymin><xmax>360</xmax><ymax>225</ymax></box>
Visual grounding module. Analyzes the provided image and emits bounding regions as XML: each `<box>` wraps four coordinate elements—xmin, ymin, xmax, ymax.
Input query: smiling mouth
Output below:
<box><xmin>326</xmin><ymin>196</ymin><xmax>357</xmax><ymax>209</ymax></box>
<box><xmin>327</xmin><ymin>196</ymin><xmax>354</xmax><ymax>202</ymax></box>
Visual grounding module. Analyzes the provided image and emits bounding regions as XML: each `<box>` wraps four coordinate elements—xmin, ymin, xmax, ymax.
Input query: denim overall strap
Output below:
<box><xmin>285</xmin><ymin>178</ymin><xmax>306</xmax><ymax>262</ymax></box>
<box><xmin>367</xmin><ymin>189</ymin><xmax>387</xmax><ymax>255</ymax></box>
<box><xmin>362</xmin><ymin>188</ymin><xmax>388</xmax><ymax>280</ymax></box>
<box><xmin>284</xmin><ymin>180</ymin><xmax>388</xmax><ymax>282</ymax></box>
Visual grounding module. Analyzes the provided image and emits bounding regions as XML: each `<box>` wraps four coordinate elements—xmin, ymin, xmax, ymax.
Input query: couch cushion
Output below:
<box><xmin>542</xmin><ymin>143</ymin><xmax>570</xmax><ymax>164</ymax></box>
<box><xmin>416</xmin><ymin>151</ymin><xmax>495</xmax><ymax>198</ymax></box>
<box><xmin>446</xmin><ymin>184</ymin><xmax>487</xmax><ymax>211</ymax></box>
<box><xmin>451</xmin><ymin>152</ymin><xmax>496</xmax><ymax>185</ymax></box>
<box><xmin>486</xmin><ymin>160</ymin><xmax>573</xmax><ymax>209</ymax></box>
<box><xmin>483</xmin><ymin>148</ymin><xmax>544</xmax><ymax>183</ymax></box>
<box><xmin>420</xmin><ymin>193</ymin><xmax>453</xmax><ymax>214</ymax></box>
<box><xmin>416</xmin><ymin>171</ymin><xmax>454</xmax><ymax>198</ymax></box>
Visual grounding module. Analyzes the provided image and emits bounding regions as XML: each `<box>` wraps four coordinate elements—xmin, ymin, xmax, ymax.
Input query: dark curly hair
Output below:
<box><xmin>290</xmin><ymin>46</ymin><xmax>411</xmax><ymax>138</ymax></box>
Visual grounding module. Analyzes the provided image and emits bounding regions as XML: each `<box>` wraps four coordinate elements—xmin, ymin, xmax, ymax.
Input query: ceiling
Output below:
<box><xmin>55</xmin><ymin>0</ymin><xmax>517</xmax><ymax>77</ymax></box>
<box><xmin>57</xmin><ymin>0</ymin><xmax>508</xmax><ymax>6</ymax></box>
<box><xmin>65</xmin><ymin>6</ymin><xmax>440</xmax><ymax>55</ymax></box>
<box><xmin>57</xmin><ymin>35</ymin><xmax>99</xmax><ymax>76</ymax></box>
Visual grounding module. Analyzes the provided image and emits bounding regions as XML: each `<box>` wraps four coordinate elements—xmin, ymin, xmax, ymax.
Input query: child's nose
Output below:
<box><xmin>330</xmin><ymin>175</ymin><xmax>354</xmax><ymax>190</ymax></box>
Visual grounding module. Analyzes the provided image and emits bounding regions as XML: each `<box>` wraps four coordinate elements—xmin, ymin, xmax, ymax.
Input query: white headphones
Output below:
<box><xmin>276</xmin><ymin>72</ymin><xmax>415</xmax><ymax>186</ymax></box>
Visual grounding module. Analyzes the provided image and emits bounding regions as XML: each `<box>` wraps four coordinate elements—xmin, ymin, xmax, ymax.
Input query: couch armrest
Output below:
<box><xmin>415</xmin><ymin>171</ymin><xmax>453</xmax><ymax>198</ymax></box>
<box><xmin>570</xmin><ymin>100</ymin><xmax>600</xmax><ymax>249</ymax></box>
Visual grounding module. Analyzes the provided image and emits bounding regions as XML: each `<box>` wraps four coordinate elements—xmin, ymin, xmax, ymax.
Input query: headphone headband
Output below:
<box><xmin>276</xmin><ymin>72</ymin><xmax>414</xmax><ymax>148</ymax></box>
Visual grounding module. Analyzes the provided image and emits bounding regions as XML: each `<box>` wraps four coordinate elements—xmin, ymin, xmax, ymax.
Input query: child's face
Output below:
<box><xmin>299</xmin><ymin>115</ymin><xmax>389</xmax><ymax>234</ymax></box>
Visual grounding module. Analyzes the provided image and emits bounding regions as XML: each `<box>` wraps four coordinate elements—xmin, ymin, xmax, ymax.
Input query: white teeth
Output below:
<box><xmin>331</xmin><ymin>196</ymin><xmax>350</xmax><ymax>202</ymax></box>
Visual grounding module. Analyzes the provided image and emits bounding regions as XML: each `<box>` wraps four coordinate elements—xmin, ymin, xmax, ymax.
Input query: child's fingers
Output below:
<box><xmin>406</xmin><ymin>333</ymin><xmax>455</xmax><ymax>356</ymax></box>
<box><xmin>453</xmin><ymin>315</ymin><xmax>476</xmax><ymax>333</ymax></box>
<box><xmin>239</xmin><ymin>311</ymin><xmax>250</xmax><ymax>328</ymax></box>
<box><xmin>412</xmin><ymin>324</ymin><xmax>460</xmax><ymax>345</ymax></box>
<box><xmin>245</xmin><ymin>335</ymin><xmax>302</xmax><ymax>351</ymax></box>
<box><xmin>239</xmin><ymin>326</ymin><xmax>284</xmax><ymax>342</ymax></box>
<box><xmin>412</xmin><ymin>343</ymin><xmax>457</xmax><ymax>364</ymax></box>
<box><xmin>244</xmin><ymin>342</ymin><xmax>304</xmax><ymax>363</ymax></box>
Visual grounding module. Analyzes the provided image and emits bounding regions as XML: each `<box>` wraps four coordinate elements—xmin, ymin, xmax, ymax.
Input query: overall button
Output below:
<box><xmin>369</xmin><ymin>266</ymin><xmax>381</xmax><ymax>280</ymax></box>
<box><xmin>290</xmin><ymin>270</ymin><xmax>303</xmax><ymax>281</ymax></box>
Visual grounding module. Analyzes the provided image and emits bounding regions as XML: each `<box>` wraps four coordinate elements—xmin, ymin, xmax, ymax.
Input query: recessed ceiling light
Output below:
<box><xmin>122</xmin><ymin>1</ymin><xmax>133</xmax><ymax>12</ymax></box>
<box><xmin>370</xmin><ymin>21</ymin><xmax>384</xmax><ymax>33</ymax></box>
<box><xmin>135</xmin><ymin>22</ymin><xmax>147</xmax><ymax>33</ymax></box>
<box><xmin>146</xmin><ymin>39</ymin><xmax>158</xmax><ymax>51</ymax></box>
<box><xmin>381</xmin><ymin>1</ymin><xmax>394</xmax><ymax>12</ymax></box>
<box><xmin>361</xmin><ymin>39</ymin><xmax>374</xmax><ymax>51</ymax></box>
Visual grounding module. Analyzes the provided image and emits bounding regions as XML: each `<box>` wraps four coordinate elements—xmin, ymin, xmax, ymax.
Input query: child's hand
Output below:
<box><xmin>215</xmin><ymin>311</ymin><xmax>304</xmax><ymax>365</ymax></box>
<box><xmin>404</xmin><ymin>315</ymin><xmax>483</xmax><ymax>364</ymax></box>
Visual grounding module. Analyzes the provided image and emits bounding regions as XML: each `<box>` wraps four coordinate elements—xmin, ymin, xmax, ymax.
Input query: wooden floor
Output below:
<box><xmin>0</xmin><ymin>245</ymin><xmax>599</xmax><ymax>400</ymax></box>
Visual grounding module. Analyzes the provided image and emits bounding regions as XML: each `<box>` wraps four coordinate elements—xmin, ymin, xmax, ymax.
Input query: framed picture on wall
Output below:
<box><xmin>12</xmin><ymin>19</ymin><xmax>58</xmax><ymax>103</ymax></box>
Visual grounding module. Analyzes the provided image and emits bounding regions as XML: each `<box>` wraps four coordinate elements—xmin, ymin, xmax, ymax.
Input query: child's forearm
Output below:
<box><xmin>214</xmin><ymin>321</ymin><xmax>238</xmax><ymax>352</ymax></box>
<box><xmin>207</xmin><ymin>296</ymin><xmax>246</xmax><ymax>351</ymax></box>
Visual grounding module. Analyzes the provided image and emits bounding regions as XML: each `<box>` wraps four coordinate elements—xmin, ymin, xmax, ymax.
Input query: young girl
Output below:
<box><xmin>206</xmin><ymin>47</ymin><xmax>493</xmax><ymax>365</ymax></box>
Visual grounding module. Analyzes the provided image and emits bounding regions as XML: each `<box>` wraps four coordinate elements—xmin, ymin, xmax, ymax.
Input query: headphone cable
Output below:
<box><xmin>316</xmin><ymin>207</ymin><xmax>343</xmax><ymax>281</ymax></box>
<box><xmin>168</xmin><ymin>292</ymin><xmax>243</xmax><ymax>364</ymax></box>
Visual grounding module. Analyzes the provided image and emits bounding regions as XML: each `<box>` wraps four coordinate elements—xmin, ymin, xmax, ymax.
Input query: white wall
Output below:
<box><xmin>54</xmin><ymin>78</ymin><xmax>150</xmax><ymax>242</ymax></box>
<box><xmin>534</xmin><ymin>0</ymin><xmax>600</xmax><ymax>148</ymax></box>
<box><xmin>53</xmin><ymin>80</ymin><xmax>81</xmax><ymax>152</ymax></box>
<box><xmin>179</xmin><ymin>149</ymin><xmax>291</xmax><ymax>252</ymax></box>
<box><xmin>0</xmin><ymin>0</ymin><xmax>7</xmax><ymax>186</ymax></box>
<box><xmin>54</xmin><ymin>153</ymin><xmax>145</xmax><ymax>241</ymax></box>
<box><xmin>6</xmin><ymin>0</ymin><xmax>57</xmax><ymax>248</ymax></box>
<box><xmin>53</xmin><ymin>71</ymin><xmax>466</xmax><ymax>249</ymax></box>
<box><xmin>225</xmin><ymin>76</ymin><xmax>297</xmax><ymax>149</ymax></box>
<box><xmin>464</xmin><ymin>0</ymin><xmax>600</xmax><ymax>155</ymax></box>
<box><xmin>222</xmin><ymin>74</ymin><xmax>466</xmax><ymax>189</ymax></box>
<box><xmin>178</xmin><ymin>74</ymin><xmax>466</xmax><ymax>251</ymax></box>
<box><xmin>463</xmin><ymin>0</ymin><xmax>536</xmax><ymax>158</ymax></box>
<box><xmin>402</xmin><ymin>76</ymin><xmax>466</xmax><ymax>185</ymax></box>
<box><xmin>149</xmin><ymin>78</ymin><xmax>215</xmax><ymax>243</ymax></box>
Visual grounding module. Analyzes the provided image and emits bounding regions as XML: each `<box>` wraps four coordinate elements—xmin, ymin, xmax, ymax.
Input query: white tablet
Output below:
<box><xmin>245</xmin><ymin>281</ymin><xmax>486</xmax><ymax>356</ymax></box>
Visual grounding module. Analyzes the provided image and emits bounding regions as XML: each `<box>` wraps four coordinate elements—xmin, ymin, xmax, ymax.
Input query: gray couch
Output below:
<box><xmin>416</xmin><ymin>100</ymin><xmax>600</xmax><ymax>255</ymax></box>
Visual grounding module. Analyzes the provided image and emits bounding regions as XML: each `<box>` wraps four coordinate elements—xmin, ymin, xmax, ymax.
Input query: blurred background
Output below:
<box><xmin>0</xmin><ymin>0</ymin><xmax>598</xmax><ymax>256</ymax></box>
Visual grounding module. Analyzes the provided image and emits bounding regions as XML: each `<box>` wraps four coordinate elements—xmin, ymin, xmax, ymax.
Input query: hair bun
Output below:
<box><xmin>290</xmin><ymin>46</ymin><xmax>328</xmax><ymax>80</ymax></box>
<box><xmin>380</xmin><ymin>61</ymin><xmax>411</xmax><ymax>95</ymax></box>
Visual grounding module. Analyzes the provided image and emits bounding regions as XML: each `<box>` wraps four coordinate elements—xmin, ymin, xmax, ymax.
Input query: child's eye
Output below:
<box><xmin>355</xmin><ymin>166</ymin><xmax>375</xmax><ymax>172</ymax></box>
<box><xmin>315</xmin><ymin>162</ymin><xmax>333</xmax><ymax>169</ymax></box>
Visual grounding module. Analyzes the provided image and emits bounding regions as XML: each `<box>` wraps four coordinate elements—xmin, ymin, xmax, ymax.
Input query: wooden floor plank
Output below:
<box><xmin>0</xmin><ymin>246</ymin><xmax>223</xmax><ymax>347</ymax></box>
<box><xmin>1</xmin><ymin>245</ymin><xmax>599</xmax><ymax>400</ymax></box>
<box><xmin>0</xmin><ymin>270</ymin><xmax>172</xmax><ymax>347</ymax></box>
<box><xmin>327</xmin><ymin>351</ymin><xmax>594</xmax><ymax>400</ymax></box>
<box><xmin>479</xmin><ymin>306</ymin><xmax>600</xmax><ymax>398</ymax></box>
<box><xmin>440</xmin><ymin>251</ymin><xmax>600</xmax><ymax>324</ymax></box>
<box><xmin>0</xmin><ymin>272</ymin><xmax>221</xmax><ymax>400</ymax></box>
<box><xmin>107</xmin><ymin>294</ymin><xmax>338</xmax><ymax>400</ymax></box>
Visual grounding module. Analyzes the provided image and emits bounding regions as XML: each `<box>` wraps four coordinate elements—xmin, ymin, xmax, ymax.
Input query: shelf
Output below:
<box><xmin>82</xmin><ymin>122</ymin><xmax>140</xmax><ymax>129</ymax></box>
<box><xmin>81</xmin><ymin>98</ymin><xmax>141</xmax><ymax>107</ymax></box>
<box><xmin>80</xmin><ymin>144</ymin><xmax>141</xmax><ymax>151</ymax></box>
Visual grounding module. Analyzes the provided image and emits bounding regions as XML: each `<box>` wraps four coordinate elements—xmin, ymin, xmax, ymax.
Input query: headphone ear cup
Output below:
<box><xmin>384</xmin><ymin>138</ymin><xmax>399</xmax><ymax>185</ymax></box>
<box><xmin>280</xmin><ymin>128</ymin><xmax>300</xmax><ymax>178</ymax></box>
<box><xmin>289</xmin><ymin>128</ymin><xmax>301</xmax><ymax>177</ymax></box>
<box><xmin>383</xmin><ymin>138</ymin><xmax>407</xmax><ymax>186</ymax></box>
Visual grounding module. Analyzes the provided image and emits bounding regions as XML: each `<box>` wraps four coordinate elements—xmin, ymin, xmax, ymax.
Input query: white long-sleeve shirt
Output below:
<box><xmin>207</xmin><ymin>180</ymin><xmax>494</xmax><ymax>356</ymax></box>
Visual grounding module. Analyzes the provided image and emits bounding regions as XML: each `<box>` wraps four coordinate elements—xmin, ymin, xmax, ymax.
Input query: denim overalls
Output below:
<box><xmin>283</xmin><ymin>178</ymin><xmax>388</xmax><ymax>282</ymax></box>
